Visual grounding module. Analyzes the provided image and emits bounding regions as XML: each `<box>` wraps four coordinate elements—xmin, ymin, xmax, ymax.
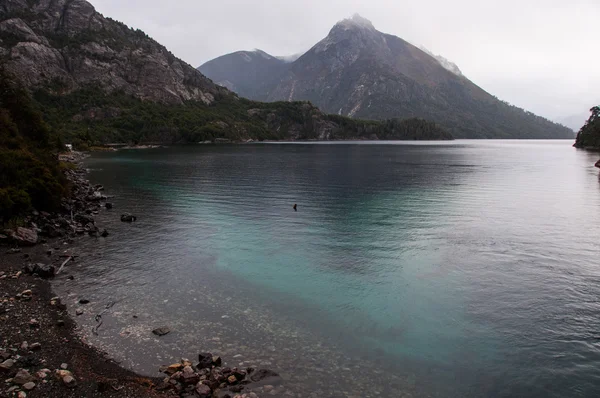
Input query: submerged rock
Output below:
<box><xmin>250</xmin><ymin>368</ymin><xmax>280</xmax><ymax>383</ymax></box>
<box><xmin>152</xmin><ymin>327</ymin><xmax>171</xmax><ymax>336</ymax></box>
<box><xmin>120</xmin><ymin>213</ymin><xmax>137</xmax><ymax>222</ymax></box>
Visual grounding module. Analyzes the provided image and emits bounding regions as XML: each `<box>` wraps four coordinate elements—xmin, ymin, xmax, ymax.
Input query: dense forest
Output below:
<box><xmin>33</xmin><ymin>87</ymin><xmax>453</xmax><ymax>148</ymax></box>
<box><xmin>574</xmin><ymin>106</ymin><xmax>600</xmax><ymax>149</ymax></box>
<box><xmin>0</xmin><ymin>70</ymin><xmax>67</xmax><ymax>222</ymax></box>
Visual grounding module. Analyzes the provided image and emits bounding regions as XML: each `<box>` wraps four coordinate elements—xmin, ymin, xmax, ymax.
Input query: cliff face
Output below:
<box><xmin>200</xmin><ymin>15</ymin><xmax>574</xmax><ymax>140</ymax></box>
<box><xmin>0</xmin><ymin>0</ymin><xmax>227</xmax><ymax>104</ymax></box>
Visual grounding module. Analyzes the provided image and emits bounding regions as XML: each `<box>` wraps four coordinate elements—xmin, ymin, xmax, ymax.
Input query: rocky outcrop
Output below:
<box><xmin>158</xmin><ymin>355</ymin><xmax>280</xmax><ymax>397</ymax></box>
<box><xmin>0</xmin><ymin>0</ymin><xmax>227</xmax><ymax>104</ymax></box>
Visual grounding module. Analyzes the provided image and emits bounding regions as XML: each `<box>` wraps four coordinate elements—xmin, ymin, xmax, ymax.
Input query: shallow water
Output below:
<box><xmin>54</xmin><ymin>140</ymin><xmax>600</xmax><ymax>397</ymax></box>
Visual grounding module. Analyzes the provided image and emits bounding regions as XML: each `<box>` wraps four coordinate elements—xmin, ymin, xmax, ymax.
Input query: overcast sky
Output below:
<box><xmin>90</xmin><ymin>0</ymin><xmax>599</xmax><ymax>126</ymax></box>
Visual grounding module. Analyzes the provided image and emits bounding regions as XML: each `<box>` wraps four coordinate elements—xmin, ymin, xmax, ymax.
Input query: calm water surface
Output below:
<box><xmin>54</xmin><ymin>140</ymin><xmax>600</xmax><ymax>397</ymax></box>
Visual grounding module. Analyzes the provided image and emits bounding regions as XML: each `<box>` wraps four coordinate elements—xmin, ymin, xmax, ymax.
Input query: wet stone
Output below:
<box><xmin>152</xmin><ymin>327</ymin><xmax>171</xmax><ymax>336</ymax></box>
<box><xmin>23</xmin><ymin>381</ymin><xmax>36</xmax><ymax>390</ymax></box>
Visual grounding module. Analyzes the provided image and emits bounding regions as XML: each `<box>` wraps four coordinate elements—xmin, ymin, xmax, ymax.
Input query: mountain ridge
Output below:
<box><xmin>200</xmin><ymin>15</ymin><xmax>573</xmax><ymax>139</ymax></box>
<box><xmin>0</xmin><ymin>3</ymin><xmax>453</xmax><ymax>146</ymax></box>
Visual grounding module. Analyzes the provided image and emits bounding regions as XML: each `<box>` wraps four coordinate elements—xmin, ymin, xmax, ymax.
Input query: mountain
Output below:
<box><xmin>0</xmin><ymin>1</ymin><xmax>452</xmax><ymax>145</ymax></box>
<box><xmin>199</xmin><ymin>49</ymin><xmax>288</xmax><ymax>100</ymax></box>
<box><xmin>0</xmin><ymin>0</ymin><xmax>226</xmax><ymax>104</ymax></box>
<box><xmin>200</xmin><ymin>14</ymin><xmax>573</xmax><ymax>139</ymax></box>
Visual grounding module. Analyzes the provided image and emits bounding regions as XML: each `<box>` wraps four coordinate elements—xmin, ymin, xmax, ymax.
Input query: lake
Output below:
<box><xmin>54</xmin><ymin>140</ymin><xmax>600</xmax><ymax>397</ymax></box>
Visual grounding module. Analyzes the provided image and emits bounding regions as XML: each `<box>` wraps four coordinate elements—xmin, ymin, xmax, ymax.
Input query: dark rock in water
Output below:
<box><xmin>595</xmin><ymin>159</ymin><xmax>600</xmax><ymax>169</ymax></box>
<box><xmin>75</xmin><ymin>214</ymin><xmax>94</xmax><ymax>225</ymax></box>
<box><xmin>85</xmin><ymin>191</ymin><xmax>104</xmax><ymax>201</ymax></box>
<box><xmin>6</xmin><ymin>248</ymin><xmax>22</xmax><ymax>254</ymax></box>
<box><xmin>100</xmin><ymin>229</ymin><xmax>109</xmax><ymax>237</ymax></box>
<box><xmin>79</xmin><ymin>299</ymin><xmax>90</xmax><ymax>304</ymax></box>
<box><xmin>105</xmin><ymin>202</ymin><xmax>113</xmax><ymax>209</ymax></box>
<box><xmin>249</xmin><ymin>368</ymin><xmax>280</xmax><ymax>383</ymax></box>
<box><xmin>121</xmin><ymin>213</ymin><xmax>137</xmax><ymax>222</ymax></box>
<box><xmin>195</xmin><ymin>383</ymin><xmax>212</xmax><ymax>398</ymax></box>
<box><xmin>197</xmin><ymin>352</ymin><xmax>213</xmax><ymax>369</ymax></box>
<box><xmin>41</xmin><ymin>224</ymin><xmax>62</xmax><ymax>238</ymax></box>
<box><xmin>11</xmin><ymin>227</ymin><xmax>38</xmax><ymax>246</ymax></box>
<box><xmin>24</xmin><ymin>263</ymin><xmax>56</xmax><ymax>279</ymax></box>
<box><xmin>68</xmin><ymin>275</ymin><xmax>75</xmax><ymax>280</ymax></box>
<box><xmin>152</xmin><ymin>327</ymin><xmax>171</xmax><ymax>336</ymax></box>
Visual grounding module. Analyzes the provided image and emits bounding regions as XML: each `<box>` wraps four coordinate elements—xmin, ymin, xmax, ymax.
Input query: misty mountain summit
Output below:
<box><xmin>200</xmin><ymin>15</ymin><xmax>572</xmax><ymax>139</ymax></box>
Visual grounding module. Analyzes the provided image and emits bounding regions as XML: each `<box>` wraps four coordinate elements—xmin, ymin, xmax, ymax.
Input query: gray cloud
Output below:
<box><xmin>90</xmin><ymin>0</ymin><xmax>600</xmax><ymax>123</ymax></box>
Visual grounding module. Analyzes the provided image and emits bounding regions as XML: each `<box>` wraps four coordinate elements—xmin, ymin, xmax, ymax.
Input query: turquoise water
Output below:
<box><xmin>57</xmin><ymin>141</ymin><xmax>600</xmax><ymax>397</ymax></box>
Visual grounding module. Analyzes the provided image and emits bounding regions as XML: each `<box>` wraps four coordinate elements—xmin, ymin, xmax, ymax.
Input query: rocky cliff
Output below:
<box><xmin>200</xmin><ymin>15</ymin><xmax>573</xmax><ymax>140</ymax></box>
<box><xmin>0</xmin><ymin>0</ymin><xmax>226</xmax><ymax>104</ymax></box>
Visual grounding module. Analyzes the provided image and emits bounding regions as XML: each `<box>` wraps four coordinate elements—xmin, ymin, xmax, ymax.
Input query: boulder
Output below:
<box><xmin>75</xmin><ymin>214</ymin><xmax>94</xmax><ymax>225</ymax></box>
<box><xmin>181</xmin><ymin>366</ymin><xmax>200</xmax><ymax>385</ymax></box>
<box><xmin>120</xmin><ymin>213</ymin><xmax>137</xmax><ymax>222</ymax></box>
<box><xmin>11</xmin><ymin>227</ymin><xmax>38</xmax><ymax>246</ymax></box>
<box><xmin>13</xmin><ymin>369</ymin><xmax>35</xmax><ymax>385</ymax></box>
<box><xmin>41</xmin><ymin>223</ymin><xmax>62</xmax><ymax>238</ymax></box>
<box><xmin>195</xmin><ymin>382</ymin><xmax>212</xmax><ymax>398</ymax></box>
<box><xmin>197</xmin><ymin>353</ymin><xmax>213</xmax><ymax>369</ymax></box>
<box><xmin>24</xmin><ymin>263</ymin><xmax>56</xmax><ymax>279</ymax></box>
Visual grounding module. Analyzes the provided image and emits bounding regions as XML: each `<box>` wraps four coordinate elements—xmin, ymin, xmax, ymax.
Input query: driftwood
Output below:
<box><xmin>56</xmin><ymin>256</ymin><xmax>73</xmax><ymax>275</ymax></box>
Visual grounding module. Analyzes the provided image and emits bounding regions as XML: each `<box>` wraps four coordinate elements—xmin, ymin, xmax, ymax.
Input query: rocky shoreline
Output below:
<box><xmin>1</xmin><ymin>152</ymin><xmax>276</xmax><ymax>398</ymax></box>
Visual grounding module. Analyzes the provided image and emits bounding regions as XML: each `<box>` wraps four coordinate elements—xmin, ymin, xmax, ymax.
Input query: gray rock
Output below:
<box><xmin>0</xmin><ymin>358</ymin><xmax>15</xmax><ymax>372</ymax></box>
<box><xmin>23</xmin><ymin>381</ymin><xmax>36</xmax><ymax>390</ymax></box>
<box><xmin>195</xmin><ymin>382</ymin><xmax>212</xmax><ymax>398</ymax></box>
<box><xmin>13</xmin><ymin>369</ymin><xmax>34</xmax><ymax>385</ymax></box>
<box><xmin>24</xmin><ymin>263</ymin><xmax>55</xmax><ymax>278</ymax></box>
<box><xmin>63</xmin><ymin>375</ymin><xmax>76</xmax><ymax>387</ymax></box>
<box><xmin>152</xmin><ymin>327</ymin><xmax>171</xmax><ymax>336</ymax></box>
<box><xmin>10</xmin><ymin>227</ymin><xmax>38</xmax><ymax>246</ymax></box>
<box><xmin>120</xmin><ymin>213</ymin><xmax>137</xmax><ymax>222</ymax></box>
<box><xmin>61</xmin><ymin>363</ymin><xmax>68</xmax><ymax>369</ymax></box>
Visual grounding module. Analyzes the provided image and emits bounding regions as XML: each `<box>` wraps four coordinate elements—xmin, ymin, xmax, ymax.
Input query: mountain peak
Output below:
<box><xmin>335</xmin><ymin>14</ymin><xmax>375</xmax><ymax>31</ymax></box>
